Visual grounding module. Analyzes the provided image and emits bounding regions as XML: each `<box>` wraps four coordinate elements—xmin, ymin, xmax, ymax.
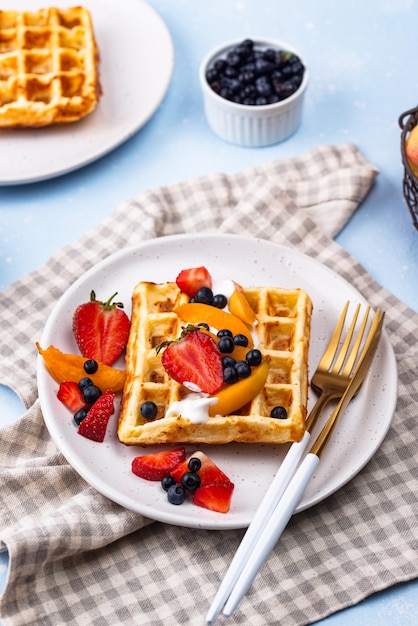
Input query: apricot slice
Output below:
<box><xmin>228</xmin><ymin>282</ymin><xmax>256</xmax><ymax>326</ymax></box>
<box><xmin>175</xmin><ymin>303</ymin><xmax>253</xmax><ymax>348</ymax></box>
<box><xmin>209</xmin><ymin>359</ymin><xmax>269</xmax><ymax>417</ymax></box>
<box><xmin>36</xmin><ymin>343</ymin><xmax>126</xmax><ymax>392</ymax></box>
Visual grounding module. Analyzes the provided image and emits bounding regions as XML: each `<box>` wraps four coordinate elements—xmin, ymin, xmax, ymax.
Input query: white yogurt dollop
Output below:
<box><xmin>165</xmin><ymin>395</ymin><xmax>218</xmax><ymax>424</ymax></box>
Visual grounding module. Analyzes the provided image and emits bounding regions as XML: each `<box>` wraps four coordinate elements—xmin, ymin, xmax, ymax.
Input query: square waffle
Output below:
<box><xmin>0</xmin><ymin>6</ymin><xmax>101</xmax><ymax>127</ymax></box>
<box><xmin>118</xmin><ymin>281</ymin><xmax>313</xmax><ymax>446</ymax></box>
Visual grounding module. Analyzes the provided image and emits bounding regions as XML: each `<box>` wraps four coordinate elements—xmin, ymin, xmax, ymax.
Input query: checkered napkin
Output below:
<box><xmin>1</xmin><ymin>143</ymin><xmax>417</xmax><ymax>626</ymax></box>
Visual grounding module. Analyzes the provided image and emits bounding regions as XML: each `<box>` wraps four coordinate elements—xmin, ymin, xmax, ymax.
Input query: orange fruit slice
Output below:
<box><xmin>209</xmin><ymin>359</ymin><xmax>269</xmax><ymax>417</ymax></box>
<box><xmin>36</xmin><ymin>343</ymin><xmax>126</xmax><ymax>392</ymax></box>
<box><xmin>175</xmin><ymin>303</ymin><xmax>254</xmax><ymax>348</ymax></box>
<box><xmin>228</xmin><ymin>282</ymin><xmax>256</xmax><ymax>326</ymax></box>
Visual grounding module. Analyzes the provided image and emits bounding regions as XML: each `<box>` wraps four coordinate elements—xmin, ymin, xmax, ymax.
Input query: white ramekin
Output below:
<box><xmin>199</xmin><ymin>37</ymin><xmax>309</xmax><ymax>148</ymax></box>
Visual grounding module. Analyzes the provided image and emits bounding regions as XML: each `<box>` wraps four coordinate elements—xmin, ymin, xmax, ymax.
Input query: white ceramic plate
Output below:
<box><xmin>37</xmin><ymin>234</ymin><xmax>397</xmax><ymax>530</ymax></box>
<box><xmin>0</xmin><ymin>0</ymin><xmax>174</xmax><ymax>185</ymax></box>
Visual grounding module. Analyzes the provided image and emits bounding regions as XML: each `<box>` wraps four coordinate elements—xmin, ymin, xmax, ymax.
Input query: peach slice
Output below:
<box><xmin>175</xmin><ymin>303</ymin><xmax>254</xmax><ymax>347</ymax></box>
<box><xmin>228</xmin><ymin>282</ymin><xmax>256</xmax><ymax>326</ymax></box>
<box><xmin>209</xmin><ymin>359</ymin><xmax>269</xmax><ymax>417</ymax></box>
<box><xmin>36</xmin><ymin>343</ymin><xmax>126</xmax><ymax>392</ymax></box>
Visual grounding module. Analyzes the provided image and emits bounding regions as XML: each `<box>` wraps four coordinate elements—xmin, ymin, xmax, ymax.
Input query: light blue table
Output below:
<box><xmin>1</xmin><ymin>1</ymin><xmax>417</xmax><ymax>624</ymax></box>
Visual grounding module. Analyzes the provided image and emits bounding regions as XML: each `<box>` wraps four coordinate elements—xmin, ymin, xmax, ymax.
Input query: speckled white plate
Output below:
<box><xmin>37</xmin><ymin>234</ymin><xmax>397</xmax><ymax>530</ymax></box>
<box><xmin>0</xmin><ymin>0</ymin><xmax>174</xmax><ymax>185</ymax></box>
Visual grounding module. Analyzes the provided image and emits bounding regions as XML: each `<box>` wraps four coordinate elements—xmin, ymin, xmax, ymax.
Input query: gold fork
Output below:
<box><xmin>305</xmin><ymin>301</ymin><xmax>370</xmax><ymax>433</ymax></box>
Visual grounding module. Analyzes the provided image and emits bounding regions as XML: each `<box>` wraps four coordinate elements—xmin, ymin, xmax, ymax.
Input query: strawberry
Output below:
<box><xmin>159</xmin><ymin>327</ymin><xmax>223</xmax><ymax>394</ymax></box>
<box><xmin>170</xmin><ymin>450</ymin><xmax>230</xmax><ymax>485</ymax></box>
<box><xmin>176</xmin><ymin>266</ymin><xmax>212</xmax><ymax>297</ymax></box>
<box><xmin>193</xmin><ymin>482</ymin><xmax>235</xmax><ymax>514</ymax></box>
<box><xmin>57</xmin><ymin>381</ymin><xmax>90</xmax><ymax>414</ymax></box>
<box><xmin>72</xmin><ymin>290</ymin><xmax>131</xmax><ymax>366</ymax></box>
<box><xmin>131</xmin><ymin>447</ymin><xmax>186</xmax><ymax>481</ymax></box>
<box><xmin>77</xmin><ymin>389</ymin><xmax>115</xmax><ymax>442</ymax></box>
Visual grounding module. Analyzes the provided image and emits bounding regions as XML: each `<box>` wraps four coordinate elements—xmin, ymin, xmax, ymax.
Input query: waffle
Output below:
<box><xmin>118</xmin><ymin>280</ymin><xmax>312</xmax><ymax>446</ymax></box>
<box><xmin>0</xmin><ymin>6</ymin><xmax>101</xmax><ymax>127</ymax></box>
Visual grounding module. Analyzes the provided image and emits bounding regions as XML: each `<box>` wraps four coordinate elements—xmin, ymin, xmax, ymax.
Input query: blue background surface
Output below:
<box><xmin>1</xmin><ymin>1</ymin><xmax>417</xmax><ymax>624</ymax></box>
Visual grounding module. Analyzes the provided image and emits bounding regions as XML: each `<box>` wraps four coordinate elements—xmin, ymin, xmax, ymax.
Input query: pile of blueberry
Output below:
<box><xmin>205</xmin><ymin>38</ymin><xmax>305</xmax><ymax>106</ymax></box>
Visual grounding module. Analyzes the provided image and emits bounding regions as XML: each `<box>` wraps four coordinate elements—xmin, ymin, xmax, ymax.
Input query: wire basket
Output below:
<box><xmin>399</xmin><ymin>105</ymin><xmax>418</xmax><ymax>231</ymax></box>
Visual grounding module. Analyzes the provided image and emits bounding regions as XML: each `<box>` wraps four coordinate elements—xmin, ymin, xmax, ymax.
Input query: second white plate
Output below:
<box><xmin>0</xmin><ymin>0</ymin><xmax>174</xmax><ymax>184</ymax></box>
<box><xmin>37</xmin><ymin>234</ymin><xmax>397</xmax><ymax>529</ymax></box>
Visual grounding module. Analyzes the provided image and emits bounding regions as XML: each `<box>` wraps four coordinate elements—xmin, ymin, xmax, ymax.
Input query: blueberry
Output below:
<box><xmin>188</xmin><ymin>457</ymin><xmax>202</xmax><ymax>472</ymax></box>
<box><xmin>140</xmin><ymin>401</ymin><xmax>158</xmax><ymax>420</ymax></box>
<box><xmin>197</xmin><ymin>322</ymin><xmax>210</xmax><ymax>330</ymax></box>
<box><xmin>82</xmin><ymin>384</ymin><xmax>102</xmax><ymax>404</ymax></box>
<box><xmin>256</xmin><ymin>96</ymin><xmax>268</xmax><ymax>106</ymax></box>
<box><xmin>167</xmin><ymin>484</ymin><xmax>186</xmax><ymax>505</ymax></box>
<box><xmin>222</xmin><ymin>355</ymin><xmax>236</xmax><ymax>369</ymax></box>
<box><xmin>161</xmin><ymin>475</ymin><xmax>176</xmax><ymax>492</ymax></box>
<box><xmin>206</xmin><ymin>68</ymin><xmax>218</xmax><ymax>84</ymax></box>
<box><xmin>74</xmin><ymin>408</ymin><xmax>88</xmax><ymax>425</ymax></box>
<box><xmin>235</xmin><ymin>360</ymin><xmax>251</xmax><ymax>378</ymax></box>
<box><xmin>214</xmin><ymin>59</ymin><xmax>227</xmax><ymax>73</ymax></box>
<box><xmin>270</xmin><ymin>406</ymin><xmax>288</xmax><ymax>419</ymax></box>
<box><xmin>181</xmin><ymin>471</ymin><xmax>201</xmax><ymax>491</ymax></box>
<box><xmin>213</xmin><ymin>293</ymin><xmax>228</xmax><ymax>309</ymax></box>
<box><xmin>78</xmin><ymin>377</ymin><xmax>93</xmax><ymax>391</ymax></box>
<box><xmin>83</xmin><ymin>359</ymin><xmax>98</xmax><ymax>374</ymax></box>
<box><xmin>195</xmin><ymin>287</ymin><xmax>214</xmax><ymax>305</ymax></box>
<box><xmin>223</xmin><ymin>366</ymin><xmax>238</xmax><ymax>384</ymax></box>
<box><xmin>218</xmin><ymin>335</ymin><xmax>235</xmax><ymax>354</ymax></box>
<box><xmin>246</xmin><ymin>349</ymin><xmax>262</xmax><ymax>366</ymax></box>
<box><xmin>217</xmin><ymin>329</ymin><xmax>233</xmax><ymax>338</ymax></box>
<box><xmin>255</xmin><ymin>77</ymin><xmax>272</xmax><ymax>97</ymax></box>
<box><xmin>226</xmin><ymin>51</ymin><xmax>241</xmax><ymax>67</ymax></box>
<box><xmin>233</xmin><ymin>334</ymin><xmax>249</xmax><ymax>347</ymax></box>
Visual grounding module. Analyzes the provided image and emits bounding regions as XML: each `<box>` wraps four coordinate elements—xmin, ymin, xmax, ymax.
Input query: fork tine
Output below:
<box><xmin>340</xmin><ymin>306</ymin><xmax>370</xmax><ymax>377</ymax></box>
<box><xmin>318</xmin><ymin>301</ymin><xmax>350</xmax><ymax>371</ymax></box>
<box><xmin>333</xmin><ymin>303</ymin><xmax>360</xmax><ymax>372</ymax></box>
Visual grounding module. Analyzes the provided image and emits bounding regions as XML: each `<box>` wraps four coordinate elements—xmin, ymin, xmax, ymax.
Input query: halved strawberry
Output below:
<box><xmin>72</xmin><ymin>290</ymin><xmax>131</xmax><ymax>366</ymax></box>
<box><xmin>159</xmin><ymin>327</ymin><xmax>223</xmax><ymax>394</ymax></box>
<box><xmin>77</xmin><ymin>389</ymin><xmax>115</xmax><ymax>442</ymax></box>
<box><xmin>57</xmin><ymin>381</ymin><xmax>90</xmax><ymax>414</ymax></box>
<box><xmin>170</xmin><ymin>450</ymin><xmax>230</xmax><ymax>485</ymax></box>
<box><xmin>193</xmin><ymin>482</ymin><xmax>234</xmax><ymax>514</ymax></box>
<box><xmin>176</xmin><ymin>266</ymin><xmax>212</xmax><ymax>297</ymax></box>
<box><xmin>131</xmin><ymin>447</ymin><xmax>186</xmax><ymax>481</ymax></box>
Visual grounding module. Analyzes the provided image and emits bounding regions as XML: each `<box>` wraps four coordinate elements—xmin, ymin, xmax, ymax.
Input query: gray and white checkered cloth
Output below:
<box><xmin>1</xmin><ymin>143</ymin><xmax>417</xmax><ymax>626</ymax></box>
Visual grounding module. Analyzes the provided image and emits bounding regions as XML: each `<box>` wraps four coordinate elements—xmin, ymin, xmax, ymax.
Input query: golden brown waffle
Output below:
<box><xmin>118</xmin><ymin>281</ymin><xmax>312</xmax><ymax>446</ymax></box>
<box><xmin>0</xmin><ymin>6</ymin><xmax>101</xmax><ymax>127</ymax></box>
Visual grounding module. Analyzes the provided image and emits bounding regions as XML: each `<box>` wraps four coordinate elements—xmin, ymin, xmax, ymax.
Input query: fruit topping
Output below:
<box><xmin>140</xmin><ymin>401</ymin><xmax>158</xmax><ymax>421</ymax></box>
<box><xmin>270</xmin><ymin>406</ymin><xmax>288</xmax><ymax>419</ymax></box>
<box><xmin>131</xmin><ymin>447</ymin><xmax>186</xmax><ymax>481</ymax></box>
<box><xmin>193</xmin><ymin>482</ymin><xmax>234</xmax><ymax>514</ymax></box>
<box><xmin>167</xmin><ymin>484</ymin><xmax>187</xmax><ymax>505</ymax></box>
<box><xmin>206</xmin><ymin>39</ymin><xmax>305</xmax><ymax>107</ymax></box>
<box><xmin>176</xmin><ymin>266</ymin><xmax>212</xmax><ymax>297</ymax></box>
<box><xmin>57</xmin><ymin>381</ymin><xmax>90</xmax><ymax>414</ymax></box>
<box><xmin>37</xmin><ymin>343</ymin><xmax>126</xmax><ymax>392</ymax></box>
<box><xmin>158</xmin><ymin>326</ymin><xmax>224</xmax><ymax>395</ymax></box>
<box><xmin>83</xmin><ymin>359</ymin><xmax>98</xmax><ymax>374</ymax></box>
<box><xmin>72</xmin><ymin>290</ymin><xmax>131</xmax><ymax>366</ymax></box>
<box><xmin>175</xmin><ymin>303</ymin><xmax>253</xmax><ymax>347</ymax></box>
<box><xmin>209</xmin><ymin>359</ymin><xmax>269</xmax><ymax>417</ymax></box>
<box><xmin>228</xmin><ymin>282</ymin><xmax>257</xmax><ymax>325</ymax></box>
<box><xmin>77</xmin><ymin>389</ymin><xmax>115</xmax><ymax>442</ymax></box>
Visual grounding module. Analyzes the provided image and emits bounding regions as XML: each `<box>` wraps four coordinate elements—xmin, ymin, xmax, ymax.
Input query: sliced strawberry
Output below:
<box><xmin>160</xmin><ymin>328</ymin><xmax>223</xmax><ymax>394</ymax></box>
<box><xmin>57</xmin><ymin>381</ymin><xmax>90</xmax><ymax>414</ymax></box>
<box><xmin>77</xmin><ymin>389</ymin><xmax>115</xmax><ymax>442</ymax></box>
<box><xmin>170</xmin><ymin>450</ymin><xmax>231</xmax><ymax>485</ymax></box>
<box><xmin>176</xmin><ymin>266</ymin><xmax>212</xmax><ymax>297</ymax></box>
<box><xmin>72</xmin><ymin>290</ymin><xmax>131</xmax><ymax>366</ymax></box>
<box><xmin>193</xmin><ymin>481</ymin><xmax>235</xmax><ymax>514</ymax></box>
<box><xmin>131</xmin><ymin>447</ymin><xmax>186</xmax><ymax>481</ymax></box>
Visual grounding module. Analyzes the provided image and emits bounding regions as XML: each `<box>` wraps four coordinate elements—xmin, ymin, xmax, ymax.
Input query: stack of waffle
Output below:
<box><xmin>118</xmin><ymin>281</ymin><xmax>312</xmax><ymax>446</ymax></box>
<box><xmin>0</xmin><ymin>6</ymin><xmax>101</xmax><ymax>127</ymax></box>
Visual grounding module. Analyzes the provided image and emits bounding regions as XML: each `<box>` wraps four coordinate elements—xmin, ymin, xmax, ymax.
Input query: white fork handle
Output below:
<box><xmin>222</xmin><ymin>453</ymin><xmax>320</xmax><ymax>618</ymax></box>
<box><xmin>206</xmin><ymin>430</ymin><xmax>311</xmax><ymax>625</ymax></box>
